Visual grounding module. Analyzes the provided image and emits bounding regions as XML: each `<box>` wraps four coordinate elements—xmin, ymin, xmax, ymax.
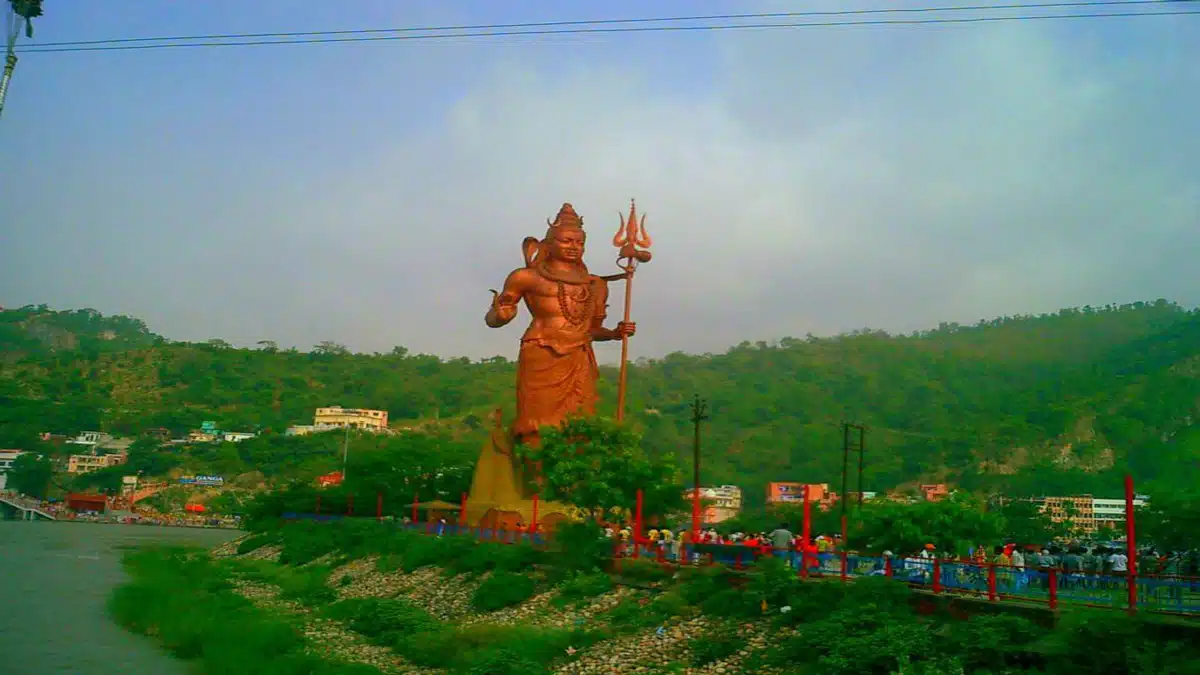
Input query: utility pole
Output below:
<box><xmin>840</xmin><ymin>421</ymin><xmax>867</xmax><ymax>543</ymax></box>
<box><xmin>689</xmin><ymin>395</ymin><xmax>709</xmax><ymax>541</ymax></box>
<box><xmin>2</xmin><ymin>1</ymin><xmax>45</xmax><ymax>120</ymax></box>
<box><xmin>341</xmin><ymin>425</ymin><xmax>351</xmax><ymax>480</ymax></box>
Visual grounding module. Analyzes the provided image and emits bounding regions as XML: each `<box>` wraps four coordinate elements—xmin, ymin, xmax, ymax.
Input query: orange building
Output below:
<box><xmin>767</xmin><ymin>482</ymin><xmax>836</xmax><ymax>507</ymax></box>
<box><xmin>920</xmin><ymin>484</ymin><xmax>950</xmax><ymax>502</ymax></box>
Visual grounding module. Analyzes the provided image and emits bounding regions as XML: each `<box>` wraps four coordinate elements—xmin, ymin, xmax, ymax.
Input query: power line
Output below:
<box><xmin>16</xmin><ymin>4</ymin><xmax>1198</xmax><ymax>54</ymax></box>
<box><xmin>15</xmin><ymin>2</ymin><xmax>1177</xmax><ymax>48</ymax></box>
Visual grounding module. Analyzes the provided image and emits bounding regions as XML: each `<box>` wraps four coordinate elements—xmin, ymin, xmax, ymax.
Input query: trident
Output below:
<box><xmin>611</xmin><ymin>199</ymin><xmax>652</xmax><ymax>422</ymax></box>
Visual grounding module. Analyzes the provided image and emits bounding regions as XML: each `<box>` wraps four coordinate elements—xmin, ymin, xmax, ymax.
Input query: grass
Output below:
<box><xmin>108</xmin><ymin>546</ymin><xmax>382</xmax><ymax>675</ymax></box>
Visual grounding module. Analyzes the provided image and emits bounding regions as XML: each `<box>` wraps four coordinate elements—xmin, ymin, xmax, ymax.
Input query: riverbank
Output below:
<box><xmin>111</xmin><ymin>520</ymin><xmax>1200</xmax><ymax>675</ymax></box>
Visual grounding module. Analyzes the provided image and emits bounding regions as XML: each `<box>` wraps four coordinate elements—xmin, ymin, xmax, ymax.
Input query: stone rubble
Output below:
<box><xmin>222</xmin><ymin>545</ymin><xmax>782</xmax><ymax>675</ymax></box>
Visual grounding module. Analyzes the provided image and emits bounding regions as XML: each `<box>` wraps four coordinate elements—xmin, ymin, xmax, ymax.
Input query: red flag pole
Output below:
<box><xmin>376</xmin><ymin>492</ymin><xmax>383</xmax><ymax>521</ymax></box>
<box><xmin>459</xmin><ymin>491</ymin><xmax>468</xmax><ymax>526</ymax></box>
<box><xmin>411</xmin><ymin>492</ymin><xmax>418</xmax><ymax>526</ymax></box>
<box><xmin>691</xmin><ymin>486</ymin><xmax>701</xmax><ymax>542</ymax></box>
<box><xmin>530</xmin><ymin>493</ymin><xmax>539</xmax><ymax>534</ymax></box>
<box><xmin>1125</xmin><ymin>474</ymin><xmax>1138</xmax><ymax>614</ymax></box>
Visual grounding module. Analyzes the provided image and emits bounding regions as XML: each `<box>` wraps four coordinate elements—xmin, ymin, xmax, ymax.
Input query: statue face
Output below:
<box><xmin>547</xmin><ymin>228</ymin><xmax>585</xmax><ymax>263</ymax></box>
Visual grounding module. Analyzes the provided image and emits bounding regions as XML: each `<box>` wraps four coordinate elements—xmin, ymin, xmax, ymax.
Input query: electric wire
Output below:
<box><xmin>15</xmin><ymin>2</ymin><xmax>1199</xmax><ymax>54</ymax></box>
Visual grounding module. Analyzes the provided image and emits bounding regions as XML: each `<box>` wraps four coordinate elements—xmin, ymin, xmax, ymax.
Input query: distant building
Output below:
<box><xmin>0</xmin><ymin>449</ymin><xmax>26</xmax><ymax>491</ymax></box>
<box><xmin>317</xmin><ymin>471</ymin><xmax>344</xmax><ymax>488</ymax></box>
<box><xmin>66</xmin><ymin>431</ymin><xmax>113</xmax><ymax>450</ymax></box>
<box><xmin>67</xmin><ymin>452</ymin><xmax>127</xmax><ymax>474</ymax></box>
<box><xmin>121</xmin><ymin>474</ymin><xmax>140</xmax><ymax>497</ymax></box>
<box><xmin>689</xmin><ymin>485</ymin><xmax>743</xmax><ymax>523</ymax></box>
<box><xmin>285</xmin><ymin>425</ymin><xmax>316</xmax><ymax>437</ymax></box>
<box><xmin>920</xmin><ymin>484</ymin><xmax>950</xmax><ymax>502</ymax></box>
<box><xmin>314</xmin><ymin>406</ymin><xmax>389</xmax><ymax>431</ymax></box>
<box><xmin>222</xmin><ymin>431</ymin><xmax>256</xmax><ymax>443</ymax></box>
<box><xmin>1092</xmin><ymin>496</ymin><xmax>1147</xmax><ymax>532</ymax></box>
<box><xmin>1024</xmin><ymin>494</ymin><xmax>1148</xmax><ymax>535</ymax></box>
<box><xmin>766</xmin><ymin>482</ymin><xmax>845</xmax><ymax>509</ymax></box>
<box><xmin>188</xmin><ymin>431</ymin><xmax>218</xmax><ymax>443</ymax></box>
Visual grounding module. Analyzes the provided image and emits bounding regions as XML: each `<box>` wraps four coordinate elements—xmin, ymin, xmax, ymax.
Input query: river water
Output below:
<box><xmin>0</xmin><ymin>520</ymin><xmax>240</xmax><ymax>675</ymax></box>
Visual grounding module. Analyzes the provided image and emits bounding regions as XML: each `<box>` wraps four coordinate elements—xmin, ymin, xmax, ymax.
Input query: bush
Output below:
<box><xmin>689</xmin><ymin>625</ymin><xmax>741</xmax><ymax>666</ymax></box>
<box><xmin>324</xmin><ymin>598</ymin><xmax>439</xmax><ymax>644</ymax></box>
<box><xmin>616</xmin><ymin>558</ymin><xmax>674</xmax><ymax>583</ymax></box>
<box><xmin>471</xmin><ymin>571</ymin><xmax>537</xmax><ymax>611</ymax></box>
<box><xmin>395</xmin><ymin>624</ymin><xmax>596</xmax><ymax>675</ymax></box>
<box><xmin>554</xmin><ymin>571</ymin><xmax>614</xmax><ymax>608</ymax></box>
<box><xmin>237</xmin><ymin>532</ymin><xmax>278</xmax><ymax>555</ymax></box>
<box><xmin>109</xmin><ymin>547</ymin><xmax>384</xmax><ymax>675</ymax></box>
<box><xmin>226</xmin><ymin>559</ymin><xmax>336</xmax><ymax>607</ymax></box>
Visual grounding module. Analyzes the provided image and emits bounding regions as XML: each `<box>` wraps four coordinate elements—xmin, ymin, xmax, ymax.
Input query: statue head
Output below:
<box><xmin>543</xmin><ymin>203</ymin><xmax>585</xmax><ymax>265</ymax></box>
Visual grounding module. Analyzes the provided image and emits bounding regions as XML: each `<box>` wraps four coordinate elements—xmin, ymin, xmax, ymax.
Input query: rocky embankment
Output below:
<box><xmin>210</xmin><ymin>536</ymin><xmax>776</xmax><ymax>675</ymax></box>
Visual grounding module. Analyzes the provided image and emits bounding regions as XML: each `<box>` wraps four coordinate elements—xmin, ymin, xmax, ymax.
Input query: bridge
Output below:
<box><xmin>0</xmin><ymin>493</ymin><xmax>57</xmax><ymax>521</ymax></box>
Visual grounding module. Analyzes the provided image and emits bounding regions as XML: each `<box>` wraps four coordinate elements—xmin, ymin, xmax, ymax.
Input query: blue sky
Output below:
<box><xmin>2</xmin><ymin>1</ymin><xmax>1198</xmax><ymax>359</ymax></box>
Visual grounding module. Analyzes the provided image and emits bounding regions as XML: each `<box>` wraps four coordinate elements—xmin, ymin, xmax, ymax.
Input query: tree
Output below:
<box><xmin>851</xmin><ymin>492</ymin><xmax>1003</xmax><ymax>556</ymax></box>
<box><xmin>313</xmin><ymin>341</ymin><xmax>350</xmax><ymax>356</ymax></box>
<box><xmin>1140</xmin><ymin>490</ymin><xmax>1200</xmax><ymax>554</ymax></box>
<box><xmin>7</xmin><ymin>453</ymin><xmax>53</xmax><ymax>498</ymax></box>
<box><xmin>997</xmin><ymin>499</ymin><xmax>1070</xmax><ymax>545</ymax></box>
<box><xmin>518</xmin><ymin>416</ymin><xmax>684</xmax><ymax>522</ymax></box>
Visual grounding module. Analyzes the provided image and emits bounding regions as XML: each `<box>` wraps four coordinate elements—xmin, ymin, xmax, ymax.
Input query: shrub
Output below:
<box><xmin>109</xmin><ymin>547</ymin><xmax>383</xmax><ymax>675</ymax></box>
<box><xmin>471</xmin><ymin>571</ymin><xmax>537</xmax><ymax>611</ymax></box>
<box><xmin>554</xmin><ymin>572</ymin><xmax>614</xmax><ymax>608</ymax></box>
<box><xmin>236</xmin><ymin>533</ymin><xmax>277</xmax><ymax>555</ymax></box>
<box><xmin>324</xmin><ymin>598</ymin><xmax>438</xmax><ymax>644</ymax></box>
<box><xmin>395</xmin><ymin>624</ymin><xmax>595</xmax><ymax>675</ymax></box>
<box><xmin>689</xmin><ymin>625</ymin><xmax>742</xmax><ymax>666</ymax></box>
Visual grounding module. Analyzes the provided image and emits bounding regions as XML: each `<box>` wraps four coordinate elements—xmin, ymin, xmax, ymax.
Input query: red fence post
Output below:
<box><xmin>932</xmin><ymin>559</ymin><xmax>942</xmax><ymax>594</ymax></box>
<box><xmin>347</xmin><ymin>493</ymin><xmax>354</xmax><ymax>516</ymax></box>
<box><xmin>840</xmin><ymin>551</ymin><xmax>848</xmax><ymax>582</ymax></box>
<box><xmin>530</xmin><ymin>493</ymin><xmax>539</xmax><ymax>534</ymax></box>
<box><xmin>987</xmin><ymin>563</ymin><xmax>997</xmax><ymax>601</ymax></box>
<box><xmin>633</xmin><ymin>489</ymin><xmax>644</xmax><ymax>559</ymax></box>
<box><xmin>1125</xmin><ymin>473</ymin><xmax>1138</xmax><ymax>615</ymax></box>
<box><xmin>459</xmin><ymin>492</ymin><xmax>467</xmax><ymax>526</ymax></box>
<box><xmin>411</xmin><ymin>493</ymin><xmax>418</xmax><ymax>526</ymax></box>
<box><xmin>376</xmin><ymin>492</ymin><xmax>382</xmax><ymax>521</ymax></box>
<box><xmin>885</xmin><ymin>556</ymin><xmax>893</xmax><ymax>578</ymax></box>
<box><xmin>1048</xmin><ymin>568</ymin><xmax>1058</xmax><ymax>610</ymax></box>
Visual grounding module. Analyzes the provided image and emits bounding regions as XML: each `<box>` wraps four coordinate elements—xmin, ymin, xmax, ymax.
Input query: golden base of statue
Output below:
<box><xmin>463</xmin><ymin>408</ymin><xmax>578</xmax><ymax>531</ymax></box>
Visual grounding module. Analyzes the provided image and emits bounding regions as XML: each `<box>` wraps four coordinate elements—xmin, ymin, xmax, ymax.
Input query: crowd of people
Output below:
<box><xmin>602</xmin><ymin>521</ymin><xmax>1200</xmax><ymax>583</ymax></box>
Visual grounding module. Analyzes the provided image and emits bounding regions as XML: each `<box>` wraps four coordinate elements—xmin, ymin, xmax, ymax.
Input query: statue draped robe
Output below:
<box><xmin>512</xmin><ymin>273</ymin><xmax>609</xmax><ymax>444</ymax></box>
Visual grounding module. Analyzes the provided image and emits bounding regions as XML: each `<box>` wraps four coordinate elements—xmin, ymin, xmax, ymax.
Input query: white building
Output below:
<box><xmin>66</xmin><ymin>431</ymin><xmax>113</xmax><ymax>450</ymax></box>
<box><xmin>692</xmin><ymin>485</ymin><xmax>744</xmax><ymax>524</ymax></box>
<box><xmin>1092</xmin><ymin>496</ymin><xmax>1148</xmax><ymax>532</ymax></box>
<box><xmin>0</xmin><ymin>449</ymin><xmax>26</xmax><ymax>491</ymax></box>
<box><xmin>222</xmin><ymin>431</ymin><xmax>257</xmax><ymax>443</ymax></box>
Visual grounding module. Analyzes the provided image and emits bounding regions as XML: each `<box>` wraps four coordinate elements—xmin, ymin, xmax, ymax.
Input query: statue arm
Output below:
<box><xmin>589</xmin><ymin>278</ymin><xmax>619</xmax><ymax>342</ymax></box>
<box><xmin>486</xmin><ymin>269</ymin><xmax>528</xmax><ymax>328</ymax></box>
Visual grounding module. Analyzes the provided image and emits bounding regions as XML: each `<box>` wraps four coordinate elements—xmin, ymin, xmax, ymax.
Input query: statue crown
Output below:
<box><xmin>547</xmin><ymin>203</ymin><xmax>584</xmax><ymax>231</ymax></box>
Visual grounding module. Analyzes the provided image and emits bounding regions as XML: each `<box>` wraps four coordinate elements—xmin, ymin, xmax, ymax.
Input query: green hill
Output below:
<box><xmin>0</xmin><ymin>304</ymin><xmax>163</xmax><ymax>361</ymax></box>
<box><xmin>0</xmin><ymin>301</ymin><xmax>1196</xmax><ymax>501</ymax></box>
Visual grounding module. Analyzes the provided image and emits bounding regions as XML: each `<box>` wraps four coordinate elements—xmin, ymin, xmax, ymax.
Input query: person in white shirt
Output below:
<box><xmin>1110</xmin><ymin>550</ymin><xmax>1129</xmax><ymax>573</ymax></box>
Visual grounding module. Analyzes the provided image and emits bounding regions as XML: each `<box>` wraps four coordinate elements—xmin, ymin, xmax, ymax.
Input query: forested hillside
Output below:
<box><xmin>0</xmin><ymin>305</ymin><xmax>162</xmax><ymax>361</ymax></box>
<box><xmin>1</xmin><ymin>301</ymin><xmax>1196</xmax><ymax>502</ymax></box>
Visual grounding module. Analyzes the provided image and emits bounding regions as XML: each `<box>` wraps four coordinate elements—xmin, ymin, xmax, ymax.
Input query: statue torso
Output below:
<box><xmin>520</xmin><ymin>266</ymin><xmax>606</xmax><ymax>350</ymax></box>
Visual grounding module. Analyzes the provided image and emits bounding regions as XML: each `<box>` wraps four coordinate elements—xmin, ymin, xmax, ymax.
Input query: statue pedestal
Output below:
<box><xmin>464</xmin><ymin>417</ymin><xmax>576</xmax><ymax>530</ymax></box>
